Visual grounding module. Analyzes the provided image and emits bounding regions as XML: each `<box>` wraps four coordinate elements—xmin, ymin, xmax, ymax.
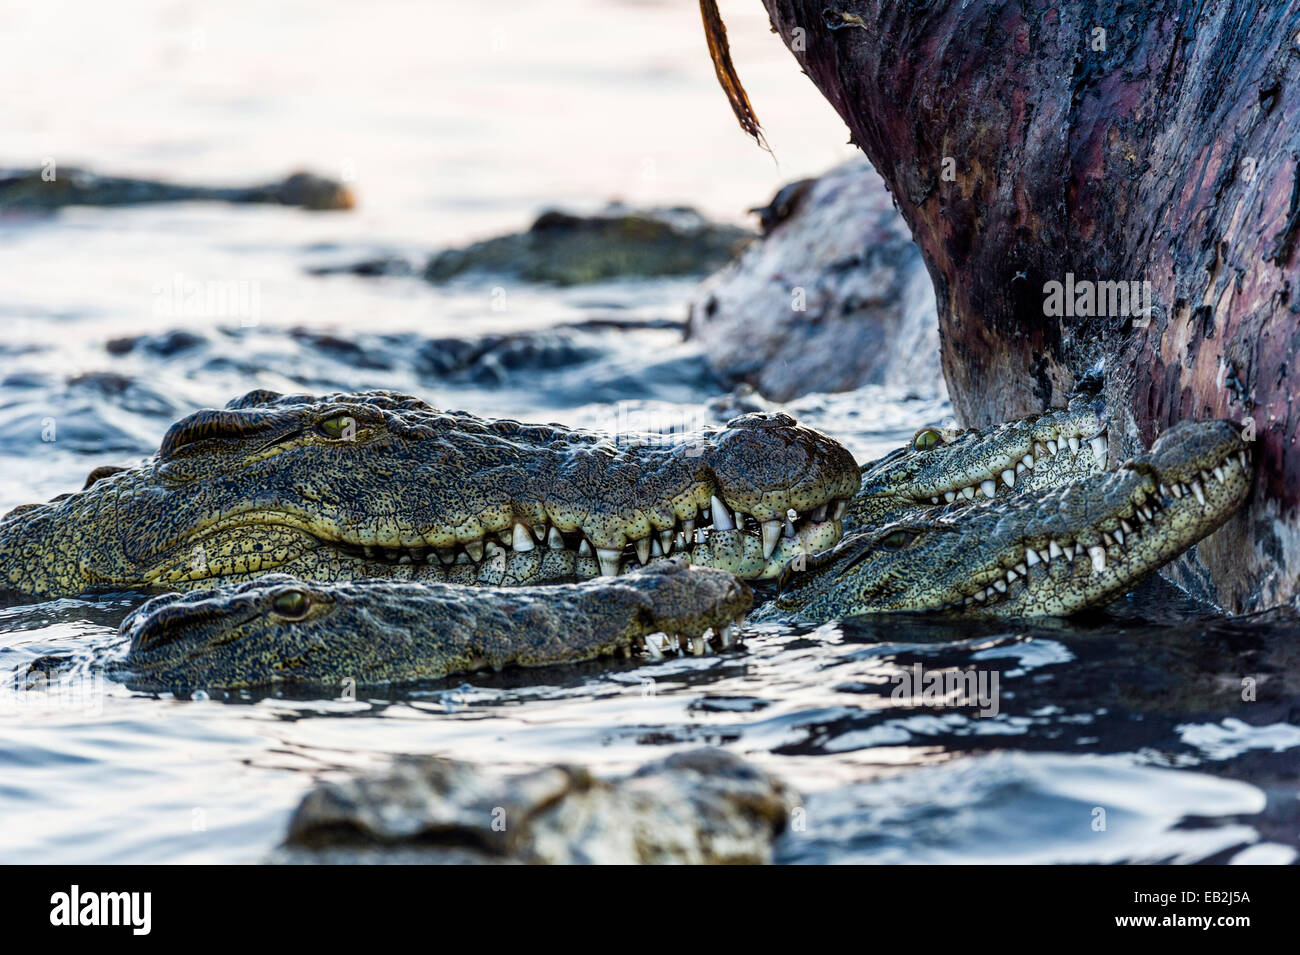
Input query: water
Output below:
<box><xmin>1</xmin><ymin>0</ymin><xmax>1296</xmax><ymax>864</ymax></box>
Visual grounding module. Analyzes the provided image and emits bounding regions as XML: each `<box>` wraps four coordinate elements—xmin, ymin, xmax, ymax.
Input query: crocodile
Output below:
<box><xmin>0</xmin><ymin>389</ymin><xmax>858</xmax><ymax>601</ymax></box>
<box><xmin>846</xmin><ymin>394</ymin><xmax>1112</xmax><ymax>531</ymax></box>
<box><xmin>776</xmin><ymin>420</ymin><xmax>1252</xmax><ymax>621</ymax></box>
<box><xmin>114</xmin><ymin>558</ymin><xmax>750</xmax><ymax>691</ymax></box>
<box><xmin>0</xmin><ymin>167</ymin><xmax>355</xmax><ymax>211</ymax></box>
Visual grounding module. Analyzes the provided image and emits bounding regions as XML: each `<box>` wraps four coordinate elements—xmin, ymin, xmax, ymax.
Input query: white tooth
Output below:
<box><xmin>1014</xmin><ymin>563</ymin><xmax>1027</xmax><ymax>576</ymax></box>
<box><xmin>1048</xmin><ymin>540</ymin><xmax>1063</xmax><ymax>560</ymax></box>
<box><xmin>1034</xmin><ymin>441</ymin><xmax>1047</xmax><ymax>457</ymax></box>
<box><xmin>464</xmin><ymin>540</ymin><xmax>484</xmax><ymax>562</ymax></box>
<box><xmin>710</xmin><ymin>496</ymin><xmax>733</xmax><ymax>530</ymax></box>
<box><xmin>1120</xmin><ymin>519</ymin><xmax>1134</xmax><ymax>535</ymax></box>
<box><xmin>811</xmin><ymin>505</ymin><xmax>827</xmax><ymax>521</ymax></box>
<box><xmin>1103</xmin><ymin>532</ymin><xmax>1116</xmax><ymax>547</ymax></box>
<box><xmin>675</xmin><ymin>531</ymin><xmax>688</xmax><ymax>552</ymax></box>
<box><xmin>1213</xmin><ymin>466</ymin><xmax>1225</xmax><ymax>483</ymax></box>
<box><xmin>787</xmin><ymin>508</ymin><xmax>799</xmax><ymax>522</ymax></box>
<box><xmin>683</xmin><ymin>519</ymin><xmax>695</xmax><ymax>536</ymax></box>
<box><xmin>547</xmin><ymin>527</ymin><xmax>566</xmax><ymax>550</ymax></box>
<box><xmin>944</xmin><ymin>491</ymin><xmax>957</xmax><ymax>503</ymax></box>
<box><xmin>1068</xmin><ymin>436</ymin><xmax>1081</xmax><ymax>453</ymax></box>
<box><xmin>1006</xmin><ymin>568</ymin><xmax>1018</xmax><ymax>582</ymax></box>
<box><xmin>961</xmin><ymin>486</ymin><xmax>976</xmax><ymax>500</ymax></box>
<box><xmin>651</xmin><ymin>537</ymin><xmax>664</xmax><ymax>558</ymax></box>
<box><xmin>513</xmin><ymin>522</ymin><xmax>535</xmax><ymax>552</ymax></box>
<box><xmin>1141</xmin><ymin>506</ymin><xmax>1154</xmax><ymax>521</ymax></box>
<box><xmin>1063</xmin><ymin>543</ymin><xmax>1076</xmax><ymax>561</ymax></box>
<box><xmin>1023</xmin><ymin>453</ymin><xmax>1035</xmax><ymax>469</ymax></box>
<box><xmin>484</xmin><ymin>541</ymin><xmax>505</xmax><ymax>559</ymax></box>
<box><xmin>1088</xmin><ymin>545</ymin><xmax>1106</xmax><ymax>573</ymax></box>
<box><xmin>695</xmin><ymin>527</ymin><xmax>707</xmax><ymax>545</ymax></box>
<box><xmin>1025</xmin><ymin>547</ymin><xmax>1041</xmax><ymax>566</ymax></box>
<box><xmin>1191</xmin><ymin>480</ymin><xmax>1206</xmax><ymax>505</ymax></box>
<box><xmin>980</xmin><ymin>479</ymin><xmax>997</xmax><ymax>498</ymax></box>
<box><xmin>1238</xmin><ymin>451</ymin><xmax>1249</xmax><ymax>469</ymax></box>
<box><xmin>931</xmin><ymin>496</ymin><xmax>940</xmax><ymax>504</ymax></box>
<box><xmin>833</xmin><ymin>501</ymin><xmax>848</xmax><ymax>520</ymax></box>
<box><xmin>1001</xmin><ymin>469</ymin><xmax>1016</xmax><ymax>488</ymax></box>
<box><xmin>691</xmin><ymin>636</ymin><xmax>707</xmax><ymax>656</ymax></box>
<box><xmin>762</xmin><ymin>520</ymin><xmax>782</xmax><ymax>559</ymax></box>
<box><xmin>578</xmin><ymin>539</ymin><xmax>593</xmax><ymax>558</ymax></box>
<box><xmin>1171</xmin><ymin>483</ymin><xmax>1183</xmax><ymax>498</ymax></box>
<box><xmin>993</xmin><ymin>579</ymin><xmax>1007</xmax><ymax>593</ymax></box>
<box><xmin>1047</xmin><ymin>439</ymin><xmax>1058</xmax><ymax>454</ymax></box>
<box><xmin>437</xmin><ymin>548</ymin><xmax>457</xmax><ymax>565</ymax></box>
<box><xmin>974</xmin><ymin>590</ymin><xmax>987</xmax><ymax>602</ymax></box>
<box><xmin>784</xmin><ymin>519</ymin><xmax>797</xmax><ymax>538</ymax></box>
<box><xmin>1016</xmin><ymin>462</ymin><xmax>1027</xmax><ymax>474</ymax></box>
<box><xmin>1113</xmin><ymin>528</ymin><xmax>1125</xmax><ymax>546</ymax></box>
<box><xmin>533</xmin><ymin>523</ymin><xmax>547</xmax><ymax>542</ymax></box>
<box><xmin>645</xmin><ymin>635</ymin><xmax>664</xmax><ymax>661</ymax></box>
<box><xmin>659</xmin><ymin>530</ymin><xmax>674</xmax><ymax>554</ymax></box>
<box><xmin>497</xmin><ymin>530</ymin><xmax>513</xmax><ymax>547</ymax></box>
<box><xmin>634</xmin><ymin>537</ymin><xmax>651</xmax><ymax>565</ymax></box>
<box><xmin>1090</xmin><ymin>436</ymin><xmax>1107</xmax><ymax>459</ymax></box>
<box><xmin>597</xmin><ymin>548</ymin><xmax>622</xmax><ymax>576</ymax></box>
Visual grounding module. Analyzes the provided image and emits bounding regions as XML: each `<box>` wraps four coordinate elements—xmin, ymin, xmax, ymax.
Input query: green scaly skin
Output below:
<box><xmin>775</xmin><ymin>420</ymin><xmax>1252</xmax><ymax>622</ymax></box>
<box><xmin>114</xmin><ymin>558</ymin><xmax>751</xmax><ymax>691</ymax></box>
<box><xmin>846</xmin><ymin>394</ymin><xmax>1110</xmax><ymax>531</ymax></box>
<box><xmin>0</xmin><ymin>389</ymin><xmax>858</xmax><ymax>601</ymax></box>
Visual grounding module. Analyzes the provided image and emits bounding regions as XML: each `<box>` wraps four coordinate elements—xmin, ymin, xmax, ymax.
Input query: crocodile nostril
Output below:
<box><xmin>158</xmin><ymin>409</ymin><xmax>282</xmax><ymax>459</ymax></box>
<box><xmin>128</xmin><ymin>601</ymin><xmax>232</xmax><ymax>652</ymax></box>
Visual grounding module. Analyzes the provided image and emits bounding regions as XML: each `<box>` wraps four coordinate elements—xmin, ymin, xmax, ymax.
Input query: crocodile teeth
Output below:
<box><xmin>1113</xmin><ymin>528</ymin><xmax>1125</xmax><ymax>546</ymax></box>
<box><xmin>1140</xmin><ymin>505</ymin><xmax>1154</xmax><ymax>521</ymax></box>
<box><xmin>578</xmin><ymin>539</ymin><xmax>593</xmax><ymax>558</ymax></box>
<box><xmin>532</xmin><ymin>524</ymin><xmax>547</xmax><ymax>543</ymax></box>
<box><xmin>1048</xmin><ymin>540</ymin><xmax>1063</xmax><ymax>560</ymax></box>
<box><xmin>651</xmin><ymin>537</ymin><xmax>664</xmax><ymax>558</ymax></box>
<box><xmin>762</xmin><ymin>520</ymin><xmax>782</xmax><ymax>559</ymax></box>
<box><xmin>1103</xmin><ymin>532</ymin><xmax>1116</xmax><ymax>547</ymax></box>
<box><xmin>1002</xmin><ymin>469</ymin><xmax>1016</xmax><ymax>487</ymax></box>
<box><xmin>784</xmin><ymin>519</ymin><xmax>797</xmax><ymax>538</ymax></box>
<box><xmin>1016</xmin><ymin>462</ymin><xmax>1027</xmax><ymax>474</ymax></box>
<box><xmin>974</xmin><ymin>589</ymin><xmax>987</xmax><ymax>602</ymax></box>
<box><xmin>833</xmin><ymin>500</ymin><xmax>848</xmax><ymax>520</ymax></box>
<box><xmin>675</xmin><ymin>531</ymin><xmax>687</xmax><ymax>551</ymax></box>
<box><xmin>1014</xmin><ymin>562</ymin><xmax>1027</xmax><ymax>576</ymax></box>
<box><xmin>645</xmin><ymin>635</ymin><xmax>664</xmax><ymax>660</ymax></box>
<box><xmin>993</xmin><ymin>578</ymin><xmax>1007</xmax><ymax>593</ymax></box>
<box><xmin>437</xmin><ymin>547</ymin><xmax>457</xmax><ymax>565</ymax></box>
<box><xmin>513</xmin><ymin>522</ymin><xmax>535</xmax><ymax>552</ymax></box>
<box><xmin>683</xmin><ymin>519</ymin><xmax>695</xmax><ymax>536</ymax></box>
<box><xmin>1006</xmin><ymin>568</ymin><xmax>1018</xmax><ymax>582</ymax></box>
<box><xmin>1120</xmin><ymin>519</ymin><xmax>1134</xmax><ymax>536</ymax></box>
<box><xmin>464</xmin><ymin>540</ymin><xmax>484</xmax><ymax>562</ymax></box>
<box><xmin>634</xmin><ymin>537</ymin><xmax>651</xmax><ymax>565</ymax></box>
<box><xmin>1034</xmin><ymin>442</ymin><xmax>1047</xmax><ymax>456</ymax></box>
<box><xmin>1191</xmin><ymin>480</ymin><xmax>1206</xmax><ymax>505</ymax></box>
<box><xmin>961</xmin><ymin>486</ymin><xmax>976</xmax><ymax>500</ymax></box>
<box><xmin>980</xmin><ymin>479</ymin><xmax>997</xmax><ymax>498</ymax></box>
<box><xmin>711</xmin><ymin>497</ymin><xmax>734</xmax><ymax>530</ymax></box>
<box><xmin>1088</xmin><ymin>545</ymin><xmax>1106</xmax><ymax>573</ymax></box>
<box><xmin>1068</xmin><ymin>436</ymin><xmax>1081</xmax><ymax>453</ymax></box>
<box><xmin>810</xmin><ymin>505</ymin><xmax>828</xmax><ymax>521</ymax></box>
<box><xmin>1023</xmin><ymin>453</ymin><xmax>1035</xmax><ymax>468</ymax></box>
<box><xmin>596</xmin><ymin>548</ymin><xmax>622</xmax><ymax>576</ymax></box>
<box><xmin>1046</xmin><ymin>440</ymin><xmax>1058</xmax><ymax>454</ymax></box>
<box><xmin>931</xmin><ymin>496</ymin><xmax>940</xmax><ymax>504</ymax></box>
<box><xmin>659</xmin><ymin>530</ymin><xmax>674</xmax><ymax>554</ymax></box>
<box><xmin>944</xmin><ymin>491</ymin><xmax>957</xmax><ymax>503</ymax></box>
<box><xmin>1025</xmin><ymin>547</ymin><xmax>1041</xmax><ymax>565</ymax></box>
<box><xmin>1238</xmin><ymin>451</ymin><xmax>1249</xmax><ymax>469</ymax></box>
<box><xmin>1212</xmin><ymin>465</ymin><xmax>1225</xmax><ymax>483</ymax></box>
<box><xmin>547</xmin><ymin>527</ymin><xmax>566</xmax><ymax>550</ymax></box>
<box><xmin>1090</xmin><ymin>436</ymin><xmax>1108</xmax><ymax>459</ymax></box>
<box><xmin>1062</xmin><ymin>543</ymin><xmax>1076</xmax><ymax>561</ymax></box>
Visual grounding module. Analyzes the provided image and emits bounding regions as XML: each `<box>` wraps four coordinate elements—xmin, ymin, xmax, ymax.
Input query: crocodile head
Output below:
<box><xmin>777</xmin><ymin>420</ymin><xmax>1251</xmax><ymax>621</ymax></box>
<box><xmin>847</xmin><ymin>394</ymin><xmax>1110</xmax><ymax>530</ymax></box>
<box><xmin>115</xmin><ymin>558</ymin><xmax>752</xmax><ymax>690</ymax></box>
<box><xmin>0</xmin><ymin>390</ymin><xmax>858</xmax><ymax>599</ymax></box>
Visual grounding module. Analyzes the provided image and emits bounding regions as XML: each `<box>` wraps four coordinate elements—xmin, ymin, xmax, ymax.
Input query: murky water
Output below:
<box><xmin>2</xmin><ymin>0</ymin><xmax>1296</xmax><ymax>864</ymax></box>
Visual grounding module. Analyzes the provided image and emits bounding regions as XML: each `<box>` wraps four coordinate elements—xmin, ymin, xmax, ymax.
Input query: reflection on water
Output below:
<box><xmin>1</xmin><ymin>0</ymin><xmax>1296</xmax><ymax>864</ymax></box>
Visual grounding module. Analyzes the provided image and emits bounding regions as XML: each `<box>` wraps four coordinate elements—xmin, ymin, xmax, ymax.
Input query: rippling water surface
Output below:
<box><xmin>1</xmin><ymin>0</ymin><xmax>1297</xmax><ymax>864</ymax></box>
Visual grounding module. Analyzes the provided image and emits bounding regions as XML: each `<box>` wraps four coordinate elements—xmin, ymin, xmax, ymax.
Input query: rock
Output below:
<box><xmin>277</xmin><ymin>749</ymin><xmax>796</xmax><ymax>864</ymax></box>
<box><xmin>422</xmin><ymin>204</ymin><xmax>754</xmax><ymax>285</ymax></box>
<box><xmin>686</xmin><ymin>159</ymin><xmax>942</xmax><ymax>402</ymax></box>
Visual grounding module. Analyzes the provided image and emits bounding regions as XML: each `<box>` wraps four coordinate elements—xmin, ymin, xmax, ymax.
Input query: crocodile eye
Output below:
<box><xmin>913</xmin><ymin>428</ymin><xmax>942</xmax><ymax>451</ymax></box>
<box><xmin>317</xmin><ymin>414</ymin><xmax>355</xmax><ymax>440</ymax></box>
<box><xmin>880</xmin><ymin>530</ymin><xmax>917</xmax><ymax>550</ymax></box>
<box><xmin>271</xmin><ymin>590</ymin><xmax>311</xmax><ymax>620</ymax></box>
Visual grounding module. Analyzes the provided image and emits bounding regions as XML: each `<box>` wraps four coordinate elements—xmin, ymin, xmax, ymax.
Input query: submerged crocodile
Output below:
<box><xmin>0</xmin><ymin>389</ymin><xmax>858</xmax><ymax>601</ymax></box>
<box><xmin>777</xmin><ymin>420</ymin><xmax>1252</xmax><ymax>620</ymax></box>
<box><xmin>114</xmin><ymin>558</ymin><xmax>749</xmax><ymax>691</ymax></box>
<box><xmin>0</xmin><ymin>167</ymin><xmax>355</xmax><ymax>211</ymax></box>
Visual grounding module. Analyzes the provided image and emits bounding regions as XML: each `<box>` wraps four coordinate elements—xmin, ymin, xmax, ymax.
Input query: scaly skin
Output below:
<box><xmin>776</xmin><ymin>420</ymin><xmax>1252</xmax><ymax>621</ymax></box>
<box><xmin>114</xmin><ymin>559</ymin><xmax>751</xmax><ymax>691</ymax></box>
<box><xmin>846</xmin><ymin>394</ymin><xmax>1110</xmax><ymax>530</ymax></box>
<box><xmin>0</xmin><ymin>390</ymin><xmax>858</xmax><ymax>600</ymax></box>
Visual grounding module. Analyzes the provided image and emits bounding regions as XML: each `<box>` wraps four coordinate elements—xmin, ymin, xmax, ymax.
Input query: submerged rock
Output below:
<box><xmin>422</xmin><ymin>204</ymin><xmax>753</xmax><ymax>285</ymax></box>
<box><xmin>0</xmin><ymin>167</ymin><xmax>354</xmax><ymax>211</ymax></box>
<box><xmin>277</xmin><ymin>749</ymin><xmax>796</xmax><ymax>864</ymax></box>
<box><xmin>686</xmin><ymin>159</ymin><xmax>942</xmax><ymax>402</ymax></box>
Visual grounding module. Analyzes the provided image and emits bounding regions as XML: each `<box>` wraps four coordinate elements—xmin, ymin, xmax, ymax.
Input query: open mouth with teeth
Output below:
<box><xmin>142</xmin><ymin>491</ymin><xmax>854</xmax><ymax>589</ymax></box>
<box><xmin>936</xmin><ymin>443</ymin><xmax>1250</xmax><ymax>616</ymax></box>
<box><xmin>922</xmin><ymin>430</ymin><xmax>1110</xmax><ymax>505</ymax></box>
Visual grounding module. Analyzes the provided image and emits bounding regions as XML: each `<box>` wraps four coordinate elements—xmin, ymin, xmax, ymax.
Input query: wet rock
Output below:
<box><xmin>306</xmin><ymin>256</ymin><xmax>414</xmax><ymax>278</ymax></box>
<box><xmin>686</xmin><ymin>159</ymin><xmax>942</xmax><ymax>401</ymax></box>
<box><xmin>277</xmin><ymin>749</ymin><xmax>796</xmax><ymax>864</ymax></box>
<box><xmin>422</xmin><ymin>204</ymin><xmax>754</xmax><ymax>285</ymax></box>
<box><xmin>0</xmin><ymin>167</ymin><xmax>354</xmax><ymax>211</ymax></box>
<box><xmin>106</xmin><ymin>330</ymin><xmax>206</xmax><ymax>358</ymax></box>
